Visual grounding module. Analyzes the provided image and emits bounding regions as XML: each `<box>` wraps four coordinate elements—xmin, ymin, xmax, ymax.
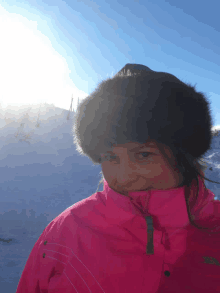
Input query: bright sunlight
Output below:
<box><xmin>0</xmin><ymin>5</ymin><xmax>88</xmax><ymax>111</ymax></box>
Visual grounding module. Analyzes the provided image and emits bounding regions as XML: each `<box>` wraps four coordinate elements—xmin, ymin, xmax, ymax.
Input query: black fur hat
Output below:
<box><xmin>72</xmin><ymin>63</ymin><xmax>214</xmax><ymax>165</ymax></box>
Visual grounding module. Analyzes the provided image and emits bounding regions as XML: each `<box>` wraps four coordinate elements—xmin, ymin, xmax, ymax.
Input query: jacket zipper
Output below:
<box><xmin>146</xmin><ymin>216</ymin><xmax>154</xmax><ymax>255</ymax></box>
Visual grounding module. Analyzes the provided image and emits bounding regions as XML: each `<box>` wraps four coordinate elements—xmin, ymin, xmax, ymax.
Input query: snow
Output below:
<box><xmin>0</xmin><ymin>104</ymin><xmax>102</xmax><ymax>292</ymax></box>
<box><xmin>0</xmin><ymin>103</ymin><xmax>220</xmax><ymax>292</ymax></box>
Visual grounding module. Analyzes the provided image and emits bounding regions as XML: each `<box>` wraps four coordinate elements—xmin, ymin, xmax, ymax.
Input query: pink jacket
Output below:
<box><xmin>16</xmin><ymin>176</ymin><xmax>220</xmax><ymax>292</ymax></box>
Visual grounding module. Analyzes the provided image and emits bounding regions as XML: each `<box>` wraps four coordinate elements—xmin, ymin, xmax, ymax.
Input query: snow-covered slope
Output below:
<box><xmin>0</xmin><ymin>104</ymin><xmax>220</xmax><ymax>292</ymax></box>
<box><xmin>0</xmin><ymin>104</ymin><xmax>102</xmax><ymax>292</ymax></box>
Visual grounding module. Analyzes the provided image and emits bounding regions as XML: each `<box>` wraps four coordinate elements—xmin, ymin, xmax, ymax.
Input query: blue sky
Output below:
<box><xmin>1</xmin><ymin>0</ymin><xmax>220</xmax><ymax>127</ymax></box>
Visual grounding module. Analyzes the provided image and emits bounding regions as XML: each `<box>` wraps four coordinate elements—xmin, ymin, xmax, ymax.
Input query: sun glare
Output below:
<box><xmin>0</xmin><ymin>5</ymin><xmax>87</xmax><ymax>111</ymax></box>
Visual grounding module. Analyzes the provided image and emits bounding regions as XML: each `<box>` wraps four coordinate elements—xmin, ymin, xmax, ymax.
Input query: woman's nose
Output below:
<box><xmin>116</xmin><ymin>158</ymin><xmax>135</xmax><ymax>185</ymax></box>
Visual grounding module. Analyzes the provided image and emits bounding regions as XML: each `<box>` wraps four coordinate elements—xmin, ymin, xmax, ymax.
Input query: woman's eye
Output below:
<box><xmin>101</xmin><ymin>152</ymin><xmax>152</xmax><ymax>161</ymax></box>
<box><xmin>100</xmin><ymin>154</ymin><xmax>116</xmax><ymax>161</ymax></box>
<box><xmin>139</xmin><ymin>152</ymin><xmax>151</xmax><ymax>158</ymax></box>
<box><xmin>109</xmin><ymin>155</ymin><xmax>117</xmax><ymax>160</ymax></box>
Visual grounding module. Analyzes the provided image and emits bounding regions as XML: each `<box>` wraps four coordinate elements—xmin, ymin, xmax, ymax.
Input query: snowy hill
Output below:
<box><xmin>0</xmin><ymin>104</ymin><xmax>220</xmax><ymax>292</ymax></box>
<box><xmin>0</xmin><ymin>104</ymin><xmax>102</xmax><ymax>292</ymax></box>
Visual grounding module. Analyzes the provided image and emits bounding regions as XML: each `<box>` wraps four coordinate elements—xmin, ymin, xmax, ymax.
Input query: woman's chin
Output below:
<box><xmin>115</xmin><ymin>187</ymin><xmax>154</xmax><ymax>194</ymax></box>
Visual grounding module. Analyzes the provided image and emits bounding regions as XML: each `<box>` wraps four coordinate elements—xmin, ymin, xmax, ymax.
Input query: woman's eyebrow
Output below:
<box><xmin>130</xmin><ymin>145</ymin><xmax>152</xmax><ymax>151</ymax></box>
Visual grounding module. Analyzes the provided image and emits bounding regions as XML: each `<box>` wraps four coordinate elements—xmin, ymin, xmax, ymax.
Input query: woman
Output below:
<box><xmin>16</xmin><ymin>64</ymin><xmax>220</xmax><ymax>293</ymax></box>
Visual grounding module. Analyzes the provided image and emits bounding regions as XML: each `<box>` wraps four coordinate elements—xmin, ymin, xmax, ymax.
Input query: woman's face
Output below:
<box><xmin>101</xmin><ymin>140</ymin><xmax>184</xmax><ymax>195</ymax></box>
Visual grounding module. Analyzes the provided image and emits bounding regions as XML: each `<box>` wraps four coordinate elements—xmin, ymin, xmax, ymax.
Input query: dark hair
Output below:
<box><xmin>72</xmin><ymin>70</ymin><xmax>220</xmax><ymax>231</ymax></box>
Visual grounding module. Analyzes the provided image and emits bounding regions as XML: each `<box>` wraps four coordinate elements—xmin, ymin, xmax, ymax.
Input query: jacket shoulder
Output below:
<box><xmin>41</xmin><ymin>192</ymin><xmax>105</xmax><ymax>243</ymax></box>
<box><xmin>193</xmin><ymin>199</ymin><xmax>220</xmax><ymax>234</ymax></box>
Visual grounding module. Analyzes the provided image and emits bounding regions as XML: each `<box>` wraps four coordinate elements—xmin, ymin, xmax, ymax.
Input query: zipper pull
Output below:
<box><xmin>146</xmin><ymin>216</ymin><xmax>154</xmax><ymax>255</ymax></box>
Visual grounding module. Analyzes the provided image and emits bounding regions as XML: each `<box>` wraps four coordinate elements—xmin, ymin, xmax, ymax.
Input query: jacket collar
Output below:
<box><xmin>101</xmin><ymin>175</ymin><xmax>215</xmax><ymax>229</ymax></box>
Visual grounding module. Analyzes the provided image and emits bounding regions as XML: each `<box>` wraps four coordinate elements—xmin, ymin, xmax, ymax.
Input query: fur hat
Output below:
<box><xmin>73</xmin><ymin>63</ymin><xmax>214</xmax><ymax>165</ymax></box>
